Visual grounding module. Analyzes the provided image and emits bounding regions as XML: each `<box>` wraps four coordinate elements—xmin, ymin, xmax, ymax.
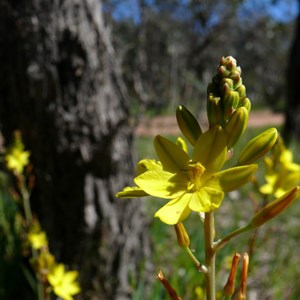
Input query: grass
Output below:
<box><xmin>134</xmin><ymin>124</ymin><xmax>300</xmax><ymax>300</ymax></box>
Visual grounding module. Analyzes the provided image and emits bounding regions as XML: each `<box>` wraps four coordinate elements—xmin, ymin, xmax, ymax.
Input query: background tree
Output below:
<box><xmin>283</xmin><ymin>0</ymin><xmax>300</xmax><ymax>141</ymax></box>
<box><xmin>0</xmin><ymin>0</ymin><xmax>150</xmax><ymax>299</ymax></box>
<box><xmin>109</xmin><ymin>0</ymin><xmax>295</xmax><ymax>117</ymax></box>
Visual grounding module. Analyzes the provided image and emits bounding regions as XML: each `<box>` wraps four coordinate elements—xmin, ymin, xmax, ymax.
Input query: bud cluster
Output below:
<box><xmin>207</xmin><ymin>56</ymin><xmax>251</xmax><ymax>147</ymax></box>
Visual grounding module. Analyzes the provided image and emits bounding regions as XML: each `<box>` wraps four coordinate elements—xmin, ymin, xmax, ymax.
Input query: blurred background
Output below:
<box><xmin>0</xmin><ymin>0</ymin><xmax>300</xmax><ymax>299</ymax></box>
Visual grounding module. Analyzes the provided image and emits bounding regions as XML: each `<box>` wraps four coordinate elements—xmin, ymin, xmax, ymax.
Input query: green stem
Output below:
<box><xmin>214</xmin><ymin>225</ymin><xmax>251</xmax><ymax>252</ymax></box>
<box><xmin>19</xmin><ymin>176</ymin><xmax>44</xmax><ymax>300</ymax></box>
<box><xmin>184</xmin><ymin>246</ymin><xmax>208</xmax><ymax>273</ymax></box>
<box><xmin>20</xmin><ymin>181</ymin><xmax>33</xmax><ymax>223</ymax></box>
<box><xmin>204</xmin><ymin>212</ymin><xmax>216</xmax><ymax>300</ymax></box>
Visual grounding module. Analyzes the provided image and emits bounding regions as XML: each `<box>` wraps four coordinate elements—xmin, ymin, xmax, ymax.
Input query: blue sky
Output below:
<box><xmin>111</xmin><ymin>0</ymin><xmax>298</xmax><ymax>24</ymax></box>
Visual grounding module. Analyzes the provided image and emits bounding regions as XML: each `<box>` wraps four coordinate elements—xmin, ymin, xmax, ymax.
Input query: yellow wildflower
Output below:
<box><xmin>117</xmin><ymin>126</ymin><xmax>257</xmax><ymax>224</ymax></box>
<box><xmin>6</xmin><ymin>147</ymin><xmax>30</xmax><ymax>174</ymax></box>
<box><xmin>48</xmin><ymin>264</ymin><xmax>80</xmax><ymax>300</ymax></box>
<box><xmin>28</xmin><ymin>231</ymin><xmax>48</xmax><ymax>250</ymax></box>
<box><xmin>260</xmin><ymin>146</ymin><xmax>300</xmax><ymax>198</ymax></box>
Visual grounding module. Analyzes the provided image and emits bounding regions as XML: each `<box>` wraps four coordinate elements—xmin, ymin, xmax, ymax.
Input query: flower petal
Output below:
<box><xmin>134</xmin><ymin>169</ymin><xmax>187</xmax><ymax>199</ymax></box>
<box><xmin>213</xmin><ymin>164</ymin><xmax>258</xmax><ymax>192</ymax></box>
<box><xmin>136</xmin><ymin>159</ymin><xmax>162</xmax><ymax>175</ymax></box>
<box><xmin>116</xmin><ymin>186</ymin><xmax>148</xmax><ymax>198</ymax></box>
<box><xmin>189</xmin><ymin>187</ymin><xmax>224</xmax><ymax>212</ymax></box>
<box><xmin>193</xmin><ymin>126</ymin><xmax>227</xmax><ymax>173</ymax></box>
<box><xmin>154</xmin><ymin>194</ymin><xmax>191</xmax><ymax>225</ymax></box>
<box><xmin>154</xmin><ymin>135</ymin><xmax>190</xmax><ymax>173</ymax></box>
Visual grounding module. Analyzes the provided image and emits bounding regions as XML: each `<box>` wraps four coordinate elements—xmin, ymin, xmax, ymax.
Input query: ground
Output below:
<box><xmin>136</xmin><ymin>109</ymin><xmax>284</xmax><ymax>136</ymax></box>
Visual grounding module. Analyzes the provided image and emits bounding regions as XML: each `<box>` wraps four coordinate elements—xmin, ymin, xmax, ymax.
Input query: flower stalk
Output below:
<box><xmin>204</xmin><ymin>212</ymin><xmax>216</xmax><ymax>300</ymax></box>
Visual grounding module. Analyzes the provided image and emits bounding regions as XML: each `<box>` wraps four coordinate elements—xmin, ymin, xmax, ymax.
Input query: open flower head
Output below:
<box><xmin>5</xmin><ymin>131</ymin><xmax>30</xmax><ymax>175</ymax></box>
<box><xmin>260</xmin><ymin>141</ymin><xmax>300</xmax><ymax>198</ymax></box>
<box><xmin>28</xmin><ymin>230</ymin><xmax>48</xmax><ymax>250</ymax></box>
<box><xmin>117</xmin><ymin>126</ymin><xmax>257</xmax><ymax>224</ymax></box>
<box><xmin>6</xmin><ymin>147</ymin><xmax>30</xmax><ymax>175</ymax></box>
<box><xmin>48</xmin><ymin>264</ymin><xmax>80</xmax><ymax>300</ymax></box>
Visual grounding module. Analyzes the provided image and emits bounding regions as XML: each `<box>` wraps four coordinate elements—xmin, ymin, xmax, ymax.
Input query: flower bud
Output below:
<box><xmin>221</xmin><ymin>78</ymin><xmax>234</xmax><ymax>93</ymax></box>
<box><xmin>157</xmin><ymin>271</ymin><xmax>182</xmax><ymax>300</ymax></box>
<box><xmin>224</xmin><ymin>107</ymin><xmax>249</xmax><ymax>148</ymax></box>
<box><xmin>224</xmin><ymin>253</ymin><xmax>241</xmax><ymax>297</ymax></box>
<box><xmin>250</xmin><ymin>186</ymin><xmax>299</xmax><ymax>228</ymax></box>
<box><xmin>229</xmin><ymin>69</ymin><xmax>241</xmax><ymax>85</ymax></box>
<box><xmin>224</xmin><ymin>91</ymin><xmax>240</xmax><ymax>118</ymax></box>
<box><xmin>237</xmin><ymin>253</ymin><xmax>249</xmax><ymax>300</ymax></box>
<box><xmin>207</xmin><ymin>95</ymin><xmax>223</xmax><ymax>127</ymax></box>
<box><xmin>237</xmin><ymin>128</ymin><xmax>278</xmax><ymax>165</ymax></box>
<box><xmin>236</xmin><ymin>84</ymin><xmax>246</xmax><ymax>101</ymax></box>
<box><xmin>176</xmin><ymin>105</ymin><xmax>202</xmax><ymax>146</ymax></box>
<box><xmin>220</xmin><ymin>56</ymin><xmax>237</xmax><ymax>71</ymax></box>
<box><xmin>218</xmin><ymin>65</ymin><xmax>230</xmax><ymax>78</ymax></box>
<box><xmin>174</xmin><ymin>222</ymin><xmax>190</xmax><ymax>247</ymax></box>
<box><xmin>240</xmin><ymin>98</ymin><xmax>251</xmax><ymax>112</ymax></box>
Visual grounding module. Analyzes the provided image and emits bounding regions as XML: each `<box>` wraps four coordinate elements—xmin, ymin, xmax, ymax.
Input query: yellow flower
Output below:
<box><xmin>48</xmin><ymin>264</ymin><xmax>80</xmax><ymax>300</ymax></box>
<box><xmin>6</xmin><ymin>147</ymin><xmax>30</xmax><ymax>174</ymax></box>
<box><xmin>117</xmin><ymin>126</ymin><xmax>257</xmax><ymax>224</ymax></box>
<box><xmin>260</xmin><ymin>147</ymin><xmax>300</xmax><ymax>198</ymax></box>
<box><xmin>28</xmin><ymin>231</ymin><xmax>48</xmax><ymax>250</ymax></box>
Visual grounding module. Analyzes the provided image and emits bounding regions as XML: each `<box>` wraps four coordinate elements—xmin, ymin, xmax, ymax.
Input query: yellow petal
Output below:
<box><xmin>154</xmin><ymin>135</ymin><xmax>190</xmax><ymax>172</ymax></box>
<box><xmin>259</xmin><ymin>183</ymin><xmax>273</xmax><ymax>195</ymax></box>
<box><xmin>189</xmin><ymin>188</ymin><xmax>224</xmax><ymax>212</ymax></box>
<box><xmin>134</xmin><ymin>169</ymin><xmax>187</xmax><ymax>199</ymax></box>
<box><xmin>213</xmin><ymin>164</ymin><xmax>257</xmax><ymax>192</ymax></box>
<box><xmin>136</xmin><ymin>159</ymin><xmax>162</xmax><ymax>175</ymax></box>
<box><xmin>155</xmin><ymin>194</ymin><xmax>191</xmax><ymax>225</ymax></box>
<box><xmin>193</xmin><ymin>126</ymin><xmax>227</xmax><ymax>173</ymax></box>
<box><xmin>116</xmin><ymin>186</ymin><xmax>148</xmax><ymax>198</ymax></box>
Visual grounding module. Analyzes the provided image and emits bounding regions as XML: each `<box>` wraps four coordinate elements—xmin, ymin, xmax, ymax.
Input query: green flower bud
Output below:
<box><xmin>207</xmin><ymin>95</ymin><xmax>223</xmax><ymax>127</ymax></box>
<box><xmin>225</xmin><ymin>107</ymin><xmax>249</xmax><ymax>148</ymax></box>
<box><xmin>218</xmin><ymin>65</ymin><xmax>231</xmax><ymax>78</ymax></box>
<box><xmin>221</xmin><ymin>78</ymin><xmax>234</xmax><ymax>93</ymax></box>
<box><xmin>224</xmin><ymin>91</ymin><xmax>240</xmax><ymax>118</ymax></box>
<box><xmin>240</xmin><ymin>98</ymin><xmax>251</xmax><ymax>112</ymax></box>
<box><xmin>229</xmin><ymin>69</ymin><xmax>241</xmax><ymax>85</ymax></box>
<box><xmin>176</xmin><ymin>105</ymin><xmax>202</xmax><ymax>146</ymax></box>
<box><xmin>237</xmin><ymin>128</ymin><xmax>278</xmax><ymax>165</ymax></box>
<box><xmin>236</xmin><ymin>85</ymin><xmax>246</xmax><ymax>101</ymax></box>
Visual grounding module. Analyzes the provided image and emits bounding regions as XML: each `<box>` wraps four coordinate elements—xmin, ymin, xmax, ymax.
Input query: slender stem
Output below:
<box><xmin>214</xmin><ymin>225</ymin><xmax>251</xmax><ymax>252</ymax></box>
<box><xmin>184</xmin><ymin>247</ymin><xmax>208</xmax><ymax>273</ymax></box>
<box><xmin>19</xmin><ymin>176</ymin><xmax>44</xmax><ymax>300</ymax></box>
<box><xmin>204</xmin><ymin>212</ymin><xmax>216</xmax><ymax>300</ymax></box>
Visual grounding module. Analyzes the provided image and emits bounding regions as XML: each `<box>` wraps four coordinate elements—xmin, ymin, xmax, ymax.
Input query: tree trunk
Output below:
<box><xmin>283</xmin><ymin>0</ymin><xmax>300</xmax><ymax>142</ymax></box>
<box><xmin>0</xmin><ymin>1</ymin><xmax>151</xmax><ymax>299</ymax></box>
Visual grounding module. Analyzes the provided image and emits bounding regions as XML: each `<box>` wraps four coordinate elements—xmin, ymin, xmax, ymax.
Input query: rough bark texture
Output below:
<box><xmin>0</xmin><ymin>1</ymin><xmax>151</xmax><ymax>299</ymax></box>
<box><xmin>283</xmin><ymin>0</ymin><xmax>300</xmax><ymax>142</ymax></box>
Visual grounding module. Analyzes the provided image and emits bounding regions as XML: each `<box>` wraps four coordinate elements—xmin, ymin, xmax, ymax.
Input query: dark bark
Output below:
<box><xmin>283</xmin><ymin>0</ymin><xmax>300</xmax><ymax>142</ymax></box>
<box><xmin>0</xmin><ymin>1</ymin><xmax>151</xmax><ymax>299</ymax></box>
